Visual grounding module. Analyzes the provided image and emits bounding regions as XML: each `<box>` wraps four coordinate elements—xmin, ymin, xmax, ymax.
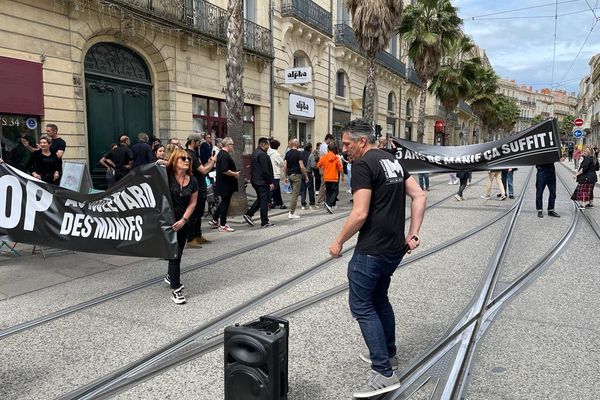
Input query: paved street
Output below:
<box><xmin>0</xmin><ymin>162</ymin><xmax>599</xmax><ymax>400</ymax></box>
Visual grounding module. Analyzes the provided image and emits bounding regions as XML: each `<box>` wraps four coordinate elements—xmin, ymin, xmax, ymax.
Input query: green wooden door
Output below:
<box><xmin>84</xmin><ymin>43</ymin><xmax>153</xmax><ymax>189</ymax></box>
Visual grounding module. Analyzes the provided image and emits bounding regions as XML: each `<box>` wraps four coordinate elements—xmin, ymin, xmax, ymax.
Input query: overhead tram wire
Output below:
<box><xmin>466</xmin><ymin>8</ymin><xmax>599</xmax><ymax>20</ymax></box>
<box><xmin>465</xmin><ymin>0</ymin><xmax>582</xmax><ymax>20</ymax></box>
<box><xmin>555</xmin><ymin>19</ymin><xmax>599</xmax><ymax>89</ymax></box>
<box><xmin>551</xmin><ymin>0</ymin><xmax>559</xmax><ymax>88</ymax></box>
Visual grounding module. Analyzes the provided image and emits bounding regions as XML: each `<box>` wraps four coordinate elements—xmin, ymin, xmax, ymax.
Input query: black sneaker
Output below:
<box><xmin>537</xmin><ymin>211</ymin><xmax>543</xmax><ymax>218</ymax></box>
<box><xmin>509</xmin><ymin>195</ymin><xmax>515</xmax><ymax>199</ymax></box>
<box><xmin>243</xmin><ymin>214</ymin><xmax>254</xmax><ymax>226</ymax></box>
<box><xmin>324</xmin><ymin>203</ymin><xmax>333</xmax><ymax>214</ymax></box>
<box><xmin>585</xmin><ymin>204</ymin><xmax>594</xmax><ymax>209</ymax></box>
<box><xmin>548</xmin><ymin>211</ymin><xmax>560</xmax><ymax>218</ymax></box>
<box><xmin>164</xmin><ymin>275</ymin><xmax>184</xmax><ymax>290</ymax></box>
<box><xmin>261</xmin><ymin>222</ymin><xmax>275</xmax><ymax>228</ymax></box>
<box><xmin>171</xmin><ymin>287</ymin><xmax>186</xmax><ymax>305</ymax></box>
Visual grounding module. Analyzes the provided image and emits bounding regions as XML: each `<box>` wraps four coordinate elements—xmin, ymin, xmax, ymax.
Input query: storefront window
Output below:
<box><xmin>192</xmin><ymin>95</ymin><xmax>254</xmax><ymax>156</ymax></box>
<box><xmin>0</xmin><ymin>114</ymin><xmax>41</xmax><ymax>171</ymax></box>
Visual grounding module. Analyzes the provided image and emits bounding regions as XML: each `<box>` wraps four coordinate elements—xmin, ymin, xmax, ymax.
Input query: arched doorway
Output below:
<box><xmin>84</xmin><ymin>43</ymin><xmax>153</xmax><ymax>189</ymax></box>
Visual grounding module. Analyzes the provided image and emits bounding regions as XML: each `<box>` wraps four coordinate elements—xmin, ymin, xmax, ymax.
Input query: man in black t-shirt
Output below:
<box><xmin>329</xmin><ymin>119</ymin><xmax>426</xmax><ymax>398</ymax></box>
<box><xmin>100</xmin><ymin>135</ymin><xmax>133</xmax><ymax>185</ymax></box>
<box><xmin>283</xmin><ymin>138</ymin><xmax>307</xmax><ymax>219</ymax></box>
<box><xmin>46</xmin><ymin>123</ymin><xmax>66</xmax><ymax>177</ymax></box>
<box><xmin>185</xmin><ymin>133</ymin><xmax>216</xmax><ymax>247</ymax></box>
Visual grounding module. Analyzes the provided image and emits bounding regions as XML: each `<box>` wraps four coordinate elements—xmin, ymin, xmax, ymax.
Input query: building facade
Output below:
<box><xmin>577</xmin><ymin>53</ymin><xmax>600</xmax><ymax>146</ymax></box>
<box><xmin>0</xmin><ymin>0</ymin><xmax>431</xmax><ymax>189</ymax></box>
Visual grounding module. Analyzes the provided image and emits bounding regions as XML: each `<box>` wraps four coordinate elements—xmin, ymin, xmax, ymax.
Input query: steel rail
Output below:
<box><xmin>58</xmin><ymin>180</ymin><xmax>507</xmax><ymax>400</ymax></box>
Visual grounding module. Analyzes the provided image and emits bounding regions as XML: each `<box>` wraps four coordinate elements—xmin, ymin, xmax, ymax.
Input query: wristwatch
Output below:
<box><xmin>182</xmin><ymin>217</ymin><xmax>188</xmax><ymax>223</ymax></box>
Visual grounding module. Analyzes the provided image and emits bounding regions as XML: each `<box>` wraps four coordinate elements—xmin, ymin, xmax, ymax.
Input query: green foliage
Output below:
<box><xmin>559</xmin><ymin>115</ymin><xmax>575</xmax><ymax>139</ymax></box>
<box><xmin>530</xmin><ymin>114</ymin><xmax>545</xmax><ymax>126</ymax></box>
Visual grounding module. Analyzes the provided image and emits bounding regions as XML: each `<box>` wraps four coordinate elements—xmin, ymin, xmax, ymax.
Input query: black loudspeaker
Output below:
<box><xmin>224</xmin><ymin>316</ymin><xmax>289</xmax><ymax>400</ymax></box>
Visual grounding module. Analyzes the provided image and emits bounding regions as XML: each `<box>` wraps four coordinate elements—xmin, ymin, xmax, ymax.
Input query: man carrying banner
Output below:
<box><xmin>536</xmin><ymin>163</ymin><xmax>560</xmax><ymax>218</ymax></box>
<box><xmin>329</xmin><ymin>119</ymin><xmax>426</xmax><ymax>398</ymax></box>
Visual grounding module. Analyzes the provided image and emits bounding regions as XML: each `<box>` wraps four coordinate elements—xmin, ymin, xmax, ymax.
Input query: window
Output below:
<box><xmin>406</xmin><ymin>99</ymin><xmax>413</xmax><ymax>120</ymax></box>
<box><xmin>192</xmin><ymin>95</ymin><xmax>254</xmax><ymax>157</ymax></box>
<box><xmin>388</xmin><ymin>34</ymin><xmax>398</xmax><ymax>57</ymax></box>
<box><xmin>243</xmin><ymin>0</ymin><xmax>255</xmax><ymax>22</ymax></box>
<box><xmin>336</xmin><ymin>71</ymin><xmax>346</xmax><ymax>97</ymax></box>
<box><xmin>337</xmin><ymin>0</ymin><xmax>349</xmax><ymax>23</ymax></box>
<box><xmin>293</xmin><ymin>52</ymin><xmax>307</xmax><ymax>68</ymax></box>
<box><xmin>387</xmin><ymin>92</ymin><xmax>395</xmax><ymax>114</ymax></box>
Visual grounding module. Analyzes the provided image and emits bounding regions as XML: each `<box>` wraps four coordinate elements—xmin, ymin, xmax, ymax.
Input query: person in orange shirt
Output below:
<box><xmin>317</xmin><ymin>142</ymin><xmax>343</xmax><ymax>214</ymax></box>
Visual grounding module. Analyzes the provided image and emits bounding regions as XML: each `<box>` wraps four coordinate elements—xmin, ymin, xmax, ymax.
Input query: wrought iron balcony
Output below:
<box><xmin>458</xmin><ymin>100</ymin><xmax>472</xmax><ymax>114</ymax></box>
<box><xmin>281</xmin><ymin>0</ymin><xmax>332</xmax><ymax>37</ymax></box>
<box><xmin>110</xmin><ymin>0</ymin><xmax>273</xmax><ymax>58</ymax></box>
<box><xmin>407</xmin><ymin>67</ymin><xmax>423</xmax><ymax>87</ymax></box>
<box><xmin>335</xmin><ymin>24</ymin><xmax>405</xmax><ymax>78</ymax></box>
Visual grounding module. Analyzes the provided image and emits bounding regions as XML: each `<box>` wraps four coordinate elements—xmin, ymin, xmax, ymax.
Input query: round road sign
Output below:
<box><xmin>573</xmin><ymin>129</ymin><xmax>584</xmax><ymax>138</ymax></box>
<box><xmin>574</xmin><ymin>118</ymin><xmax>584</xmax><ymax>127</ymax></box>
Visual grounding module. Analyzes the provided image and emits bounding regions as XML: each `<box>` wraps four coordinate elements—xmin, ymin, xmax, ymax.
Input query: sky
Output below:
<box><xmin>453</xmin><ymin>0</ymin><xmax>600</xmax><ymax>95</ymax></box>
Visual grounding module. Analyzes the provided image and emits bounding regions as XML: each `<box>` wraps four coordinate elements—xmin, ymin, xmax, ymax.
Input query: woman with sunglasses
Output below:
<box><xmin>26</xmin><ymin>135</ymin><xmax>61</xmax><ymax>184</ymax></box>
<box><xmin>165</xmin><ymin>148</ymin><xmax>198</xmax><ymax>304</ymax></box>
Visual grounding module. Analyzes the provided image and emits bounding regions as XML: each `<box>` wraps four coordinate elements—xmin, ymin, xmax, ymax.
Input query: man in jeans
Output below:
<box><xmin>243</xmin><ymin>137</ymin><xmax>275</xmax><ymax>228</ymax></box>
<box><xmin>329</xmin><ymin>119</ymin><xmax>426</xmax><ymax>398</ymax></box>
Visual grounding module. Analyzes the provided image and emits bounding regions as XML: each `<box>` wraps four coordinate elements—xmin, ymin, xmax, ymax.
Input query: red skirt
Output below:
<box><xmin>574</xmin><ymin>183</ymin><xmax>594</xmax><ymax>203</ymax></box>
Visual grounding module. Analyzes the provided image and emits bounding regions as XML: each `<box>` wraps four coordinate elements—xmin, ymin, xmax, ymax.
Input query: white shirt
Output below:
<box><xmin>319</xmin><ymin>142</ymin><xmax>328</xmax><ymax>156</ymax></box>
<box><xmin>268</xmin><ymin>148</ymin><xmax>284</xmax><ymax>179</ymax></box>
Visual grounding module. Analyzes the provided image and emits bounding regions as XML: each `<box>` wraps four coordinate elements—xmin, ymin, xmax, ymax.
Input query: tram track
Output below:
<box><xmin>0</xmin><ymin>173</ymin><xmax>475</xmax><ymax>340</ymax></box>
<box><xmin>57</xmin><ymin>177</ymin><xmax>512</xmax><ymax>400</ymax></box>
<box><xmin>378</xmin><ymin>165</ymin><xmax>590</xmax><ymax>400</ymax></box>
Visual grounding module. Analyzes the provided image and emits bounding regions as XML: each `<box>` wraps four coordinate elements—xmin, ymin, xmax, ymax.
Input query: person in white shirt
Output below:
<box><xmin>268</xmin><ymin>139</ymin><xmax>286</xmax><ymax>209</ymax></box>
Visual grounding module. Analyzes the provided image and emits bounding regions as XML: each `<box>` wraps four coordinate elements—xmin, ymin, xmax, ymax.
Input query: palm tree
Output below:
<box><xmin>226</xmin><ymin>0</ymin><xmax>247</xmax><ymax>213</ymax></box>
<box><xmin>398</xmin><ymin>0</ymin><xmax>462</xmax><ymax>143</ymax></box>
<box><xmin>345</xmin><ymin>0</ymin><xmax>403</xmax><ymax>125</ymax></box>
<box><xmin>428</xmin><ymin>36</ymin><xmax>480</xmax><ymax>144</ymax></box>
<box><xmin>469</xmin><ymin>65</ymin><xmax>498</xmax><ymax>140</ymax></box>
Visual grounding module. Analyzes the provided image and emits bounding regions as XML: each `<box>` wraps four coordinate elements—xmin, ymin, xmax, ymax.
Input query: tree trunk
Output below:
<box><xmin>417</xmin><ymin>85</ymin><xmax>427</xmax><ymax>143</ymax></box>
<box><xmin>363</xmin><ymin>56</ymin><xmax>376</xmax><ymax>127</ymax></box>
<box><xmin>226</xmin><ymin>0</ymin><xmax>248</xmax><ymax>215</ymax></box>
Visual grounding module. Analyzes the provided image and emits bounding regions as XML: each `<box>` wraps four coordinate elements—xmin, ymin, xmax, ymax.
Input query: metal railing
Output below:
<box><xmin>112</xmin><ymin>0</ymin><xmax>273</xmax><ymax>58</ymax></box>
<box><xmin>458</xmin><ymin>100</ymin><xmax>472</xmax><ymax>113</ymax></box>
<box><xmin>335</xmin><ymin>24</ymin><xmax>405</xmax><ymax>78</ymax></box>
<box><xmin>281</xmin><ymin>0</ymin><xmax>332</xmax><ymax>37</ymax></box>
<box><xmin>407</xmin><ymin>67</ymin><xmax>423</xmax><ymax>87</ymax></box>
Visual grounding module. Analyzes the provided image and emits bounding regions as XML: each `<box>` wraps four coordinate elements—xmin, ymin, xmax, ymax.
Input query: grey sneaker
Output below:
<box><xmin>243</xmin><ymin>214</ymin><xmax>254</xmax><ymax>226</ymax></box>
<box><xmin>358</xmin><ymin>352</ymin><xmax>399</xmax><ymax>370</ymax></box>
<box><xmin>353</xmin><ymin>370</ymin><xmax>400</xmax><ymax>398</ymax></box>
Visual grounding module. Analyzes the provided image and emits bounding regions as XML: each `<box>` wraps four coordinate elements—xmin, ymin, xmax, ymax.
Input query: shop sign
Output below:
<box><xmin>289</xmin><ymin>94</ymin><xmax>315</xmax><ymax>118</ymax></box>
<box><xmin>284</xmin><ymin>67</ymin><xmax>312</xmax><ymax>85</ymax></box>
<box><xmin>220</xmin><ymin>87</ymin><xmax>261</xmax><ymax>101</ymax></box>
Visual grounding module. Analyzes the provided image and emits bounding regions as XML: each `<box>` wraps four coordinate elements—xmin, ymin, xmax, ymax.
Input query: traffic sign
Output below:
<box><xmin>574</xmin><ymin>118</ymin><xmax>584</xmax><ymax>126</ymax></box>
<box><xmin>573</xmin><ymin>129</ymin><xmax>584</xmax><ymax>138</ymax></box>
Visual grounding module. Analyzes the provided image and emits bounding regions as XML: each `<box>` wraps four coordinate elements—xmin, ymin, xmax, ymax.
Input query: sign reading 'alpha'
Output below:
<box><xmin>289</xmin><ymin>94</ymin><xmax>315</xmax><ymax>119</ymax></box>
<box><xmin>284</xmin><ymin>67</ymin><xmax>312</xmax><ymax>84</ymax></box>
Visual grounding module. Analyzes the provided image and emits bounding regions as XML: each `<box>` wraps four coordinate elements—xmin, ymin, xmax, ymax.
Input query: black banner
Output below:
<box><xmin>391</xmin><ymin>119</ymin><xmax>561</xmax><ymax>173</ymax></box>
<box><xmin>0</xmin><ymin>163</ymin><xmax>178</xmax><ymax>258</ymax></box>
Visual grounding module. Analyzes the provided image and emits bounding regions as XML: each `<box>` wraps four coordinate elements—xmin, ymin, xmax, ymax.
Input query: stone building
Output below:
<box><xmin>576</xmin><ymin>53</ymin><xmax>600</xmax><ymax>146</ymax></box>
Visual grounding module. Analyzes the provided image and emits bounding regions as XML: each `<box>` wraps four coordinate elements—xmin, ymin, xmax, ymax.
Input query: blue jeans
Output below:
<box><xmin>348</xmin><ymin>251</ymin><xmax>404</xmax><ymax>376</ymax></box>
<box><xmin>501</xmin><ymin>170</ymin><xmax>514</xmax><ymax>196</ymax></box>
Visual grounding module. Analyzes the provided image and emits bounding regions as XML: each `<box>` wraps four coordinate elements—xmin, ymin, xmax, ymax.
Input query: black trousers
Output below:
<box><xmin>187</xmin><ymin>190</ymin><xmax>206</xmax><ymax>241</ymax></box>
<box><xmin>168</xmin><ymin>225</ymin><xmax>188</xmax><ymax>289</ymax></box>
<box><xmin>213</xmin><ymin>194</ymin><xmax>232</xmax><ymax>226</ymax></box>
<box><xmin>457</xmin><ymin>177</ymin><xmax>468</xmax><ymax>197</ymax></box>
<box><xmin>535</xmin><ymin>171</ymin><xmax>556</xmax><ymax>211</ymax></box>
<box><xmin>325</xmin><ymin>181</ymin><xmax>339</xmax><ymax>206</ymax></box>
<box><xmin>301</xmin><ymin>172</ymin><xmax>315</xmax><ymax>206</ymax></box>
<box><xmin>247</xmin><ymin>184</ymin><xmax>271</xmax><ymax>225</ymax></box>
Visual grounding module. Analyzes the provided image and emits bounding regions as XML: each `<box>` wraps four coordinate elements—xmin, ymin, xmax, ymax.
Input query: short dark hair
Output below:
<box><xmin>328</xmin><ymin>142</ymin><xmax>338</xmax><ymax>154</ymax></box>
<box><xmin>46</xmin><ymin>124</ymin><xmax>58</xmax><ymax>133</ymax></box>
<box><xmin>270</xmin><ymin>139</ymin><xmax>281</xmax><ymax>150</ymax></box>
<box><xmin>342</xmin><ymin>119</ymin><xmax>376</xmax><ymax>144</ymax></box>
<box><xmin>304</xmin><ymin>142</ymin><xmax>312</xmax><ymax>152</ymax></box>
<box><xmin>324</xmin><ymin>133</ymin><xmax>334</xmax><ymax>141</ymax></box>
<box><xmin>258</xmin><ymin>137</ymin><xmax>269</xmax><ymax>146</ymax></box>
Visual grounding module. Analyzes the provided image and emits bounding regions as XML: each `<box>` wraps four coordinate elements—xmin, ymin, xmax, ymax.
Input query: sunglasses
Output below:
<box><xmin>179</xmin><ymin>156</ymin><xmax>192</xmax><ymax>162</ymax></box>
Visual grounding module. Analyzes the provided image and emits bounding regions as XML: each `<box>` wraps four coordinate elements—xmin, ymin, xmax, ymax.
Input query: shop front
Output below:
<box><xmin>332</xmin><ymin>108</ymin><xmax>351</xmax><ymax>143</ymax></box>
<box><xmin>288</xmin><ymin>94</ymin><xmax>315</xmax><ymax>146</ymax></box>
<box><xmin>0</xmin><ymin>56</ymin><xmax>44</xmax><ymax>171</ymax></box>
<box><xmin>192</xmin><ymin>95</ymin><xmax>256</xmax><ymax>177</ymax></box>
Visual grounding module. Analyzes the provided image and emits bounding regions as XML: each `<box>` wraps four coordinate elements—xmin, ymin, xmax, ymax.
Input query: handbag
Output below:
<box><xmin>576</xmin><ymin>174</ymin><xmax>588</xmax><ymax>183</ymax></box>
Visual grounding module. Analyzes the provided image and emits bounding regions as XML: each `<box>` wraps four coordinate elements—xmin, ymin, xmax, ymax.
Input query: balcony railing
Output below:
<box><xmin>458</xmin><ymin>100</ymin><xmax>472</xmax><ymax>114</ymax></box>
<box><xmin>281</xmin><ymin>0</ymin><xmax>332</xmax><ymax>37</ymax></box>
<box><xmin>407</xmin><ymin>68</ymin><xmax>423</xmax><ymax>87</ymax></box>
<box><xmin>111</xmin><ymin>0</ymin><xmax>273</xmax><ymax>58</ymax></box>
<box><xmin>335</xmin><ymin>24</ymin><xmax>406</xmax><ymax>78</ymax></box>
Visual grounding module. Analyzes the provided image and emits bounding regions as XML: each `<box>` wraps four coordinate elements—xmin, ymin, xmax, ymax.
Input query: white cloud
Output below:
<box><xmin>453</xmin><ymin>0</ymin><xmax>600</xmax><ymax>93</ymax></box>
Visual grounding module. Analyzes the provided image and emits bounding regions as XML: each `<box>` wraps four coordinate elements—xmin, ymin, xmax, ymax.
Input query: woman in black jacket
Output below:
<box><xmin>573</xmin><ymin>146</ymin><xmax>598</xmax><ymax>209</ymax></box>
<box><xmin>26</xmin><ymin>135</ymin><xmax>61</xmax><ymax>184</ymax></box>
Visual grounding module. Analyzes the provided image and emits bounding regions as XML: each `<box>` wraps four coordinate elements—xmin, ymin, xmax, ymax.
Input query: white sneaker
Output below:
<box><xmin>454</xmin><ymin>194</ymin><xmax>462</xmax><ymax>201</ymax></box>
<box><xmin>288</xmin><ymin>212</ymin><xmax>300</xmax><ymax>219</ymax></box>
<box><xmin>480</xmin><ymin>195</ymin><xmax>490</xmax><ymax>200</ymax></box>
<box><xmin>301</xmin><ymin>206</ymin><xmax>306</xmax><ymax>210</ymax></box>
